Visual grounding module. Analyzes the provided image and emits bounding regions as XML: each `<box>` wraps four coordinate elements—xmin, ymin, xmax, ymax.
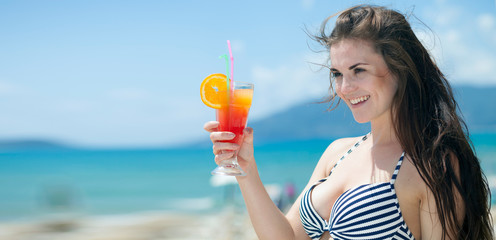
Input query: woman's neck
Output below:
<box><xmin>369</xmin><ymin>113</ymin><xmax>400</xmax><ymax>147</ymax></box>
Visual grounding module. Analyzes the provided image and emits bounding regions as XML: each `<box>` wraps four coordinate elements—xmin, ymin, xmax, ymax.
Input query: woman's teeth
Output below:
<box><xmin>350</xmin><ymin>95</ymin><xmax>370</xmax><ymax>105</ymax></box>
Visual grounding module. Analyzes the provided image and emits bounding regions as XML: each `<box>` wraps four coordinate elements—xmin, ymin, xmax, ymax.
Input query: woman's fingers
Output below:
<box><xmin>205</xmin><ymin>121</ymin><xmax>236</xmax><ymax>143</ymax></box>
<box><xmin>212</xmin><ymin>142</ymin><xmax>239</xmax><ymax>155</ymax></box>
<box><xmin>243</xmin><ymin>127</ymin><xmax>254</xmax><ymax>144</ymax></box>
<box><xmin>214</xmin><ymin>150</ymin><xmax>236</xmax><ymax>164</ymax></box>
<box><xmin>209</xmin><ymin>131</ymin><xmax>235</xmax><ymax>142</ymax></box>
<box><xmin>203</xmin><ymin>121</ymin><xmax>219</xmax><ymax>132</ymax></box>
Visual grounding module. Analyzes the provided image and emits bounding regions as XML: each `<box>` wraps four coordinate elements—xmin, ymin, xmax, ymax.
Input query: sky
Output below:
<box><xmin>0</xmin><ymin>0</ymin><xmax>495</xmax><ymax>148</ymax></box>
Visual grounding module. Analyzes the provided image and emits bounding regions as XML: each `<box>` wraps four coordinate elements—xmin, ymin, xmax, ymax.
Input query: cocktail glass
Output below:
<box><xmin>211</xmin><ymin>81</ymin><xmax>254</xmax><ymax>176</ymax></box>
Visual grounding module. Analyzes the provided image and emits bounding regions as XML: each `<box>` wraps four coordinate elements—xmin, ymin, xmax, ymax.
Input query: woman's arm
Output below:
<box><xmin>204</xmin><ymin>122</ymin><xmax>345</xmax><ymax>240</ymax></box>
<box><xmin>236</xmin><ymin>167</ymin><xmax>299</xmax><ymax>239</ymax></box>
<box><xmin>206</xmin><ymin>122</ymin><xmax>297</xmax><ymax>239</ymax></box>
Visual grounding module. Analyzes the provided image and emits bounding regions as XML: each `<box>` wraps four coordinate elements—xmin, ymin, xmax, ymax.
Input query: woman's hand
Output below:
<box><xmin>203</xmin><ymin>121</ymin><xmax>256</xmax><ymax>175</ymax></box>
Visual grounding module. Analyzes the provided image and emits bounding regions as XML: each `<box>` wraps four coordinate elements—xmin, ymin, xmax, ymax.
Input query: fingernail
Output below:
<box><xmin>228</xmin><ymin>133</ymin><xmax>235</xmax><ymax>138</ymax></box>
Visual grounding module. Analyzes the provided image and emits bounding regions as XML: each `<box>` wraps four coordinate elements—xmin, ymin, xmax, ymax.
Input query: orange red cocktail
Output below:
<box><xmin>201</xmin><ymin>73</ymin><xmax>254</xmax><ymax>176</ymax></box>
<box><xmin>216</xmin><ymin>84</ymin><xmax>253</xmax><ymax>145</ymax></box>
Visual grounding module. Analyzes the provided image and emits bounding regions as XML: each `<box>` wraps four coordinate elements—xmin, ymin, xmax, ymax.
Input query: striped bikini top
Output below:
<box><xmin>299</xmin><ymin>134</ymin><xmax>415</xmax><ymax>240</ymax></box>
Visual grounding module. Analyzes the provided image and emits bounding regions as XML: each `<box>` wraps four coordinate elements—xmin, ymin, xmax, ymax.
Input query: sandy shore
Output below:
<box><xmin>0</xmin><ymin>207</ymin><xmax>495</xmax><ymax>240</ymax></box>
<box><xmin>0</xmin><ymin>208</ymin><xmax>257</xmax><ymax>240</ymax></box>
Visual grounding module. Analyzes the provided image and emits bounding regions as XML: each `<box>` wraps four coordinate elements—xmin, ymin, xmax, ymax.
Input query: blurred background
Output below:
<box><xmin>0</xmin><ymin>0</ymin><xmax>495</xmax><ymax>239</ymax></box>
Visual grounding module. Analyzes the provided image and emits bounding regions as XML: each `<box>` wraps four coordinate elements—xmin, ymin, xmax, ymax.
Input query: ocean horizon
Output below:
<box><xmin>1</xmin><ymin>133</ymin><xmax>495</xmax><ymax>222</ymax></box>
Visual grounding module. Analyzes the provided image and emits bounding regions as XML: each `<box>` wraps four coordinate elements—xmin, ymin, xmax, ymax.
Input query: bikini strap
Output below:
<box><xmin>390</xmin><ymin>152</ymin><xmax>406</xmax><ymax>185</ymax></box>
<box><xmin>328</xmin><ymin>133</ymin><xmax>369</xmax><ymax>176</ymax></box>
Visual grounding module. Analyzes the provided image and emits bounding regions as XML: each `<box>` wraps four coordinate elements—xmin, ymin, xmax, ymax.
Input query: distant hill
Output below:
<box><xmin>250</xmin><ymin>101</ymin><xmax>369</xmax><ymax>144</ymax></box>
<box><xmin>452</xmin><ymin>86</ymin><xmax>496</xmax><ymax>132</ymax></box>
<box><xmin>249</xmin><ymin>85</ymin><xmax>496</xmax><ymax>144</ymax></box>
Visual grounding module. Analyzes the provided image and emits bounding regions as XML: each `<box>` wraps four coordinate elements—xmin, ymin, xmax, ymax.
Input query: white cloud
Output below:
<box><xmin>419</xmin><ymin>3</ymin><xmax>496</xmax><ymax>85</ymax></box>
<box><xmin>428</xmin><ymin>28</ymin><xmax>496</xmax><ymax>85</ymax></box>
<box><xmin>477</xmin><ymin>14</ymin><xmax>495</xmax><ymax>32</ymax></box>
<box><xmin>477</xmin><ymin>13</ymin><xmax>496</xmax><ymax>43</ymax></box>
<box><xmin>452</xmin><ymin>51</ymin><xmax>496</xmax><ymax>85</ymax></box>
<box><xmin>431</xmin><ymin>5</ymin><xmax>462</xmax><ymax>27</ymax></box>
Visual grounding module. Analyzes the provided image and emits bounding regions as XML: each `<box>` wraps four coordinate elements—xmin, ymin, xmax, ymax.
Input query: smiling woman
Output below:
<box><xmin>330</xmin><ymin>39</ymin><xmax>398</xmax><ymax>124</ymax></box>
<box><xmin>311</xmin><ymin>5</ymin><xmax>494</xmax><ymax>239</ymax></box>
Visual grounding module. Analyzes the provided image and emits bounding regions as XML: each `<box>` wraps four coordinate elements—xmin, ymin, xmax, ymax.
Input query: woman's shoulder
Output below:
<box><xmin>319</xmin><ymin>135</ymin><xmax>367</xmax><ymax>174</ymax></box>
<box><xmin>326</xmin><ymin>135</ymin><xmax>365</xmax><ymax>154</ymax></box>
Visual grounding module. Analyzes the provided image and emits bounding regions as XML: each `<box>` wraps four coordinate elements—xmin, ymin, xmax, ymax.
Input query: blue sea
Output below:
<box><xmin>1</xmin><ymin>134</ymin><xmax>495</xmax><ymax>222</ymax></box>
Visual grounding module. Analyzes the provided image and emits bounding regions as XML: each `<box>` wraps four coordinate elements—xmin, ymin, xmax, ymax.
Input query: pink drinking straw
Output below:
<box><xmin>219</xmin><ymin>41</ymin><xmax>234</xmax><ymax>102</ymax></box>
<box><xmin>227</xmin><ymin>40</ymin><xmax>234</xmax><ymax>83</ymax></box>
<box><xmin>227</xmin><ymin>40</ymin><xmax>234</xmax><ymax>99</ymax></box>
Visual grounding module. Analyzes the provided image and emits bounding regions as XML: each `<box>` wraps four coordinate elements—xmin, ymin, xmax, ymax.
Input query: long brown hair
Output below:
<box><xmin>314</xmin><ymin>5</ymin><xmax>493</xmax><ymax>239</ymax></box>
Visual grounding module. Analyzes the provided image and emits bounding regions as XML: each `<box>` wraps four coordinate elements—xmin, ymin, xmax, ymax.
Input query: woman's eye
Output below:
<box><xmin>354</xmin><ymin>68</ymin><xmax>365</xmax><ymax>74</ymax></box>
<box><xmin>331</xmin><ymin>72</ymin><xmax>342</xmax><ymax>78</ymax></box>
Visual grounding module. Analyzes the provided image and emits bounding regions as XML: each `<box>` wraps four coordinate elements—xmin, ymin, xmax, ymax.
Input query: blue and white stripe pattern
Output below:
<box><xmin>299</xmin><ymin>134</ymin><xmax>415</xmax><ymax>240</ymax></box>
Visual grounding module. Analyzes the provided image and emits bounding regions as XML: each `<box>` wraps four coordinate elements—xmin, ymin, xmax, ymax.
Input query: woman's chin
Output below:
<box><xmin>352</xmin><ymin>115</ymin><xmax>370</xmax><ymax>124</ymax></box>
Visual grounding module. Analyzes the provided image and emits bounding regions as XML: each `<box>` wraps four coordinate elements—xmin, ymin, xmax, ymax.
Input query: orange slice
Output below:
<box><xmin>200</xmin><ymin>73</ymin><xmax>228</xmax><ymax>109</ymax></box>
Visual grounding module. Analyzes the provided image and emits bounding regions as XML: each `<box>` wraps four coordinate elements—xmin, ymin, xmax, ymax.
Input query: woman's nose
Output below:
<box><xmin>338</xmin><ymin>76</ymin><xmax>357</xmax><ymax>94</ymax></box>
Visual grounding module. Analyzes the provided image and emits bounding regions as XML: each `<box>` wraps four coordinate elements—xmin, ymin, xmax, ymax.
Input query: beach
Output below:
<box><xmin>0</xmin><ymin>207</ymin><xmax>495</xmax><ymax>240</ymax></box>
<box><xmin>0</xmin><ymin>208</ymin><xmax>258</xmax><ymax>240</ymax></box>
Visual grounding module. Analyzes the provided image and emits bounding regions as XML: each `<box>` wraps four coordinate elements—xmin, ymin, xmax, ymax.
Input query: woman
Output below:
<box><xmin>204</xmin><ymin>5</ymin><xmax>493</xmax><ymax>240</ymax></box>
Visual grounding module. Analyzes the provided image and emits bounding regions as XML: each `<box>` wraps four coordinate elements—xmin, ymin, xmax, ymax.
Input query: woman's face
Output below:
<box><xmin>330</xmin><ymin>39</ymin><xmax>398</xmax><ymax>124</ymax></box>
